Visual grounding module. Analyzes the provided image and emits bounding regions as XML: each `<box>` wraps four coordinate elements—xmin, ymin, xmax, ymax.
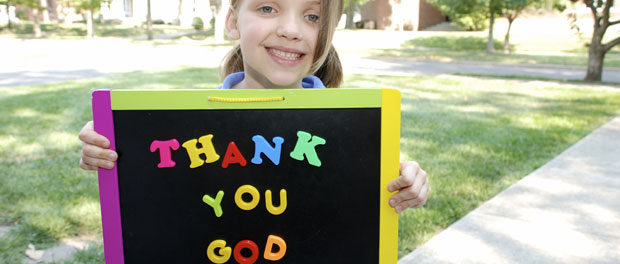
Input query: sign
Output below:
<box><xmin>92</xmin><ymin>88</ymin><xmax>400</xmax><ymax>263</ymax></box>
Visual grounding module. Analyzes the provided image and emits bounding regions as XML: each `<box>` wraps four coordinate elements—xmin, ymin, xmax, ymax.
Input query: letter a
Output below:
<box><xmin>289</xmin><ymin>131</ymin><xmax>326</xmax><ymax>167</ymax></box>
<box><xmin>150</xmin><ymin>139</ymin><xmax>179</xmax><ymax>168</ymax></box>
<box><xmin>182</xmin><ymin>134</ymin><xmax>220</xmax><ymax>168</ymax></box>
<box><xmin>251</xmin><ymin>135</ymin><xmax>284</xmax><ymax>166</ymax></box>
<box><xmin>221</xmin><ymin>141</ymin><xmax>247</xmax><ymax>168</ymax></box>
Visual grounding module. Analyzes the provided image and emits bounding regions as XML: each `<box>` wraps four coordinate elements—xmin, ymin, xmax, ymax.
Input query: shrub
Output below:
<box><xmin>403</xmin><ymin>36</ymin><xmax>506</xmax><ymax>51</ymax></box>
<box><xmin>192</xmin><ymin>17</ymin><xmax>204</xmax><ymax>30</ymax></box>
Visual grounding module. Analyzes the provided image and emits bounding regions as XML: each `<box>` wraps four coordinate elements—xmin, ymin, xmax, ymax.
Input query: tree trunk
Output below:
<box><xmin>86</xmin><ymin>9</ymin><xmax>95</xmax><ymax>38</ymax></box>
<box><xmin>176</xmin><ymin>0</ymin><xmax>183</xmax><ymax>26</ymax></box>
<box><xmin>487</xmin><ymin>9</ymin><xmax>495</xmax><ymax>54</ymax></box>
<box><xmin>585</xmin><ymin>33</ymin><xmax>605</xmax><ymax>81</ymax></box>
<box><xmin>33</xmin><ymin>8</ymin><xmax>41</xmax><ymax>37</ymax></box>
<box><xmin>214</xmin><ymin>0</ymin><xmax>229</xmax><ymax>42</ymax></box>
<box><xmin>504</xmin><ymin>17</ymin><xmax>514</xmax><ymax>54</ymax></box>
<box><xmin>6</xmin><ymin>2</ymin><xmax>12</xmax><ymax>30</ymax></box>
<box><xmin>345</xmin><ymin>0</ymin><xmax>355</xmax><ymax>29</ymax></box>
<box><xmin>147</xmin><ymin>0</ymin><xmax>153</xmax><ymax>40</ymax></box>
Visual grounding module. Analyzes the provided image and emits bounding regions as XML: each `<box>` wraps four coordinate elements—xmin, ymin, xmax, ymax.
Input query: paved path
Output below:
<box><xmin>0</xmin><ymin>37</ymin><xmax>230</xmax><ymax>87</ymax></box>
<box><xmin>2</xmin><ymin>37</ymin><xmax>620</xmax><ymax>86</ymax></box>
<box><xmin>400</xmin><ymin>116</ymin><xmax>620</xmax><ymax>264</ymax></box>
<box><xmin>343</xmin><ymin>56</ymin><xmax>620</xmax><ymax>83</ymax></box>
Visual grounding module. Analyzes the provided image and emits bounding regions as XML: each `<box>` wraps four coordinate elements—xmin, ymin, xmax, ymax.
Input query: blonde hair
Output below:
<box><xmin>220</xmin><ymin>0</ymin><xmax>344</xmax><ymax>88</ymax></box>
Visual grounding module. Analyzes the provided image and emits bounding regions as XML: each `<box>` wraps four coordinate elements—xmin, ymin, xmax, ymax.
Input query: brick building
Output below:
<box><xmin>360</xmin><ymin>0</ymin><xmax>446</xmax><ymax>31</ymax></box>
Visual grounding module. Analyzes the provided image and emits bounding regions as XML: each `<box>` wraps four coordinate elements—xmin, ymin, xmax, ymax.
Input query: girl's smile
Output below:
<box><xmin>266</xmin><ymin>46</ymin><xmax>307</xmax><ymax>66</ymax></box>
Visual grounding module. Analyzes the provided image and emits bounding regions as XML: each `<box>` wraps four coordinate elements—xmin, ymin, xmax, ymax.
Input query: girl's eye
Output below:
<box><xmin>259</xmin><ymin>6</ymin><xmax>275</xmax><ymax>13</ymax></box>
<box><xmin>306</xmin><ymin>14</ymin><xmax>319</xmax><ymax>23</ymax></box>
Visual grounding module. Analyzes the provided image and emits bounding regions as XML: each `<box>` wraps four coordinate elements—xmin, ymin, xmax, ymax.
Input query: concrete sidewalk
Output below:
<box><xmin>400</xmin><ymin>116</ymin><xmax>620</xmax><ymax>264</ymax></box>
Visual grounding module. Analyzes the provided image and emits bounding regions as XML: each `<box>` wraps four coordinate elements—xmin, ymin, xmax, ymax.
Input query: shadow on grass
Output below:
<box><xmin>0</xmin><ymin>67</ymin><xmax>220</xmax><ymax>262</ymax></box>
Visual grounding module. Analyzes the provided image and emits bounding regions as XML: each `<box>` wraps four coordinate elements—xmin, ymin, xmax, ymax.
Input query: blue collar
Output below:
<box><xmin>219</xmin><ymin>72</ymin><xmax>326</xmax><ymax>89</ymax></box>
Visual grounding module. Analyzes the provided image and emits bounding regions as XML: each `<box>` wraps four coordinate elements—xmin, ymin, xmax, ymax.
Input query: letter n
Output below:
<box><xmin>289</xmin><ymin>131</ymin><xmax>326</xmax><ymax>167</ymax></box>
<box><xmin>251</xmin><ymin>135</ymin><xmax>284</xmax><ymax>166</ymax></box>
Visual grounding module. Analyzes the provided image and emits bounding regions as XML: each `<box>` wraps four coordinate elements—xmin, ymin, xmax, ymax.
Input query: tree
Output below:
<box><xmin>427</xmin><ymin>0</ymin><xmax>489</xmax><ymax>31</ymax></box>
<box><xmin>13</xmin><ymin>0</ymin><xmax>43</xmax><ymax>37</ymax></box>
<box><xmin>500</xmin><ymin>0</ymin><xmax>544</xmax><ymax>53</ymax></box>
<box><xmin>577</xmin><ymin>0</ymin><xmax>620</xmax><ymax>81</ymax></box>
<box><xmin>74</xmin><ymin>0</ymin><xmax>106</xmax><ymax>38</ymax></box>
<box><xmin>344</xmin><ymin>0</ymin><xmax>370</xmax><ymax>29</ymax></box>
<box><xmin>0</xmin><ymin>0</ymin><xmax>13</xmax><ymax>30</ymax></box>
<box><xmin>146</xmin><ymin>0</ymin><xmax>153</xmax><ymax>40</ymax></box>
<box><xmin>487</xmin><ymin>0</ymin><xmax>501</xmax><ymax>53</ymax></box>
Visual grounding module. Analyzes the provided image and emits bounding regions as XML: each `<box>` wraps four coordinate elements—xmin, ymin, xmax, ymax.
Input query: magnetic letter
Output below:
<box><xmin>182</xmin><ymin>134</ymin><xmax>220</xmax><ymax>168</ymax></box>
<box><xmin>263</xmin><ymin>235</ymin><xmax>287</xmax><ymax>261</ymax></box>
<box><xmin>207</xmin><ymin>240</ymin><xmax>231</xmax><ymax>264</ymax></box>
<box><xmin>251</xmin><ymin>135</ymin><xmax>284</xmax><ymax>166</ymax></box>
<box><xmin>150</xmin><ymin>139</ymin><xmax>179</xmax><ymax>168</ymax></box>
<box><xmin>265</xmin><ymin>189</ymin><xmax>287</xmax><ymax>216</ymax></box>
<box><xmin>235</xmin><ymin>185</ymin><xmax>260</xmax><ymax>211</ymax></box>
<box><xmin>221</xmin><ymin>141</ymin><xmax>247</xmax><ymax>168</ymax></box>
<box><xmin>289</xmin><ymin>131</ymin><xmax>326</xmax><ymax>167</ymax></box>
<box><xmin>202</xmin><ymin>190</ymin><xmax>224</xmax><ymax>217</ymax></box>
<box><xmin>233</xmin><ymin>240</ymin><xmax>259</xmax><ymax>264</ymax></box>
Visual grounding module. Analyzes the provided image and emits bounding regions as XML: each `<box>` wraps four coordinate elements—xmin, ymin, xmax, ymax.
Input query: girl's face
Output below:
<box><xmin>226</xmin><ymin>0</ymin><xmax>321</xmax><ymax>88</ymax></box>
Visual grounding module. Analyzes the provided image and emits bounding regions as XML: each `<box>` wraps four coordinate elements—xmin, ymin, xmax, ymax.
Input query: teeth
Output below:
<box><xmin>269</xmin><ymin>49</ymin><xmax>301</xmax><ymax>60</ymax></box>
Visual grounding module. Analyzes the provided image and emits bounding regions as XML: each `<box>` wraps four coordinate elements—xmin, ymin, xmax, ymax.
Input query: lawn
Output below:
<box><xmin>362</xmin><ymin>16</ymin><xmax>620</xmax><ymax>68</ymax></box>
<box><xmin>0</xmin><ymin>22</ymin><xmax>210</xmax><ymax>39</ymax></box>
<box><xmin>1</xmin><ymin>68</ymin><xmax>620</xmax><ymax>262</ymax></box>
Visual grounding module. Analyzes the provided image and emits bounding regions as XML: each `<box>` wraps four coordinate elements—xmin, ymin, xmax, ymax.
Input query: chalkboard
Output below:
<box><xmin>92</xmin><ymin>89</ymin><xmax>400</xmax><ymax>264</ymax></box>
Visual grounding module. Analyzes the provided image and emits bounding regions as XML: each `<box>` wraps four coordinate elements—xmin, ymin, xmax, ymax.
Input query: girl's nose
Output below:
<box><xmin>276</xmin><ymin>15</ymin><xmax>303</xmax><ymax>41</ymax></box>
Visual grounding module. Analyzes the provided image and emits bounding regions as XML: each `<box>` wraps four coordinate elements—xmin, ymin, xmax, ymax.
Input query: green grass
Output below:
<box><xmin>452</xmin><ymin>72</ymin><xmax>620</xmax><ymax>86</ymax></box>
<box><xmin>402</xmin><ymin>36</ymin><xmax>509</xmax><ymax>52</ymax></box>
<box><xmin>0</xmin><ymin>22</ymin><xmax>203</xmax><ymax>38</ymax></box>
<box><xmin>1</xmin><ymin>68</ymin><xmax>620</xmax><ymax>262</ymax></box>
<box><xmin>368</xmin><ymin>29</ymin><xmax>620</xmax><ymax>68</ymax></box>
<box><xmin>372</xmin><ymin>47</ymin><xmax>620</xmax><ymax>68</ymax></box>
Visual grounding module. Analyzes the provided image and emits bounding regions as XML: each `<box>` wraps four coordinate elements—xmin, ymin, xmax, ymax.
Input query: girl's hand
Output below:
<box><xmin>78</xmin><ymin>121</ymin><xmax>118</xmax><ymax>171</ymax></box>
<box><xmin>388</xmin><ymin>161</ymin><xmax>429</xmax><ymax>213</ymax></box>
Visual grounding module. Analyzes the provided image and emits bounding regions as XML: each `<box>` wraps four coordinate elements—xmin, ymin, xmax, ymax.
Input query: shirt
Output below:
<box><xmin>219</xmin><ymin>72</ymin><xmax>326</xmax><ymax>89</ymax></box>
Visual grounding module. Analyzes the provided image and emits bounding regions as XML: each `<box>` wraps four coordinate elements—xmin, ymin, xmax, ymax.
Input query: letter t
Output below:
<box><xmin>150</xmin><ymin>139</ymin><xmax>180</xmax><ymax>168</ymax></box>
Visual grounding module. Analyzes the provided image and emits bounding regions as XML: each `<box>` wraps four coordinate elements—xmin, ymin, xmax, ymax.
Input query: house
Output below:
<box><xmin>7</xmin><ymin>0</ymin><xmax>213</xmax><ymax>27</ymax></box>
<box><xmin>360</xmin><ymin>0</ymin><xmax>446</xmax><ymax>31</ymax></box>
<box><xmin>100</xmin><ymin>0</ymin><xmax>213</xmax><ymax>27</ymax></box>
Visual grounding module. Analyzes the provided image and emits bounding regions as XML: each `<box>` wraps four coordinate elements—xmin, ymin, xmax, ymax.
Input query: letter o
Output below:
<box><xmin>235</xmin><ymin>185</ymin><xmax>260</xmax><ymax>210</ymax></box>
<box><xmin>207</xmin><ymin>239</ymin><xmax>231</xmax><ymax>264</ymax></box>
<box><xmin>233</xmin><ymin>240</ymin><xmax>259</xmax><ymax>264</ymax></box>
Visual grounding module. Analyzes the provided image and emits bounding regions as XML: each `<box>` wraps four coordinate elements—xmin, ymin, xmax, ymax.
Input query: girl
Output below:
<box><xmin>79</xmin><ymin>0</ymin><xmax>429</xmax><ymax>213</ymax></box>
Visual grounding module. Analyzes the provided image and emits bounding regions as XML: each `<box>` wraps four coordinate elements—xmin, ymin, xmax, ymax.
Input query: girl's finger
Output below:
<box><xmin>79</xmin><ymin>121</ymin><xmax>110</xmax><ymax>148</ymax></box>
<box><xmin>82</xmin><ymin>143</ymin><xmax>117</xmax><ymax>161</ymax></box>
<box><xmin>81</xmin><ymin>155</ymin><xmax>115</xmax><ymax>170</ymax></box>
